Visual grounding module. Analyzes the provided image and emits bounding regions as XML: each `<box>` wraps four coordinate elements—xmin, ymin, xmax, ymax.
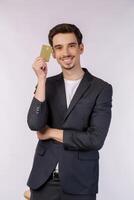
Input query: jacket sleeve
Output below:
<box><xmin>63</xmin><ymin>84</ymin><xmax>113</xmax><ymax>151</ymax></box>
<box><xmin>27</xmin><ymin>97</ymin><xmax>48</xmax><ymax>131</ymax></box>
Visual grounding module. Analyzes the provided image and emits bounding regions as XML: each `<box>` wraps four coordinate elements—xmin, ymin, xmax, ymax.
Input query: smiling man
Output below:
<box><xmin>27</xmin><ymin>23</ymin><xmax>113</xmax><ymax>200</ymax></box>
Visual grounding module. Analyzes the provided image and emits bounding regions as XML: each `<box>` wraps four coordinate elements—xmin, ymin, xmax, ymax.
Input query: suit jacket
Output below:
<box><xmin>27</xmin><ymin>68</ymin><xmax>113</xmax><ymax>195</ymax></box>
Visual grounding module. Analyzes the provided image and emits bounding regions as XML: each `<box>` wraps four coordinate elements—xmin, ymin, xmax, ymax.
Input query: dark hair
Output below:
<box><xmin>48</xmin><ymin>23</ymin><xmax>83</xmax><ymax>47</ymax></box>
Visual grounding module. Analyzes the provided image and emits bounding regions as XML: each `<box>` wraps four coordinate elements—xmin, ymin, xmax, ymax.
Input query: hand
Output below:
<box><xmin>32</xmin><ymin>56</ymin><xmax>48</xmax><ymax>80</ymax></box>
<box><xmin>37</xmin><ymin>127</ymin><xmax>52</xmax><ymax>140</ymax></box>
<box><xmin>37</xmin><ymin>127</ymin><xmax>63</xmax><ymax>143</ymax></box>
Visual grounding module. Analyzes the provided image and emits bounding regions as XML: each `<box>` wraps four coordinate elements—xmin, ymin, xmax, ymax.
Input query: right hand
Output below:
<box><xmin>32</xmin><ymin>57</ymin><xmax>48</xmax><ymax>80</ymax></box>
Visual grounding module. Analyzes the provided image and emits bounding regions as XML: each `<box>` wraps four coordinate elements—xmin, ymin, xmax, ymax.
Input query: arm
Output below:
<box><xmin>27</xmin><ymin>97</ymin><xmax>48</xmax><ymax>131</ymax></box>
<box><xmin>63</xmin><ymin>84</ymin><xmax>113</xmax><ymax>151</ymax></box>
<box><xmin>27</xmin><ymin>57</ymin><xmax>48</xmax><ymax>131</ymax></box>
<box><xmin>37</xmin><ymin>127</ymin><xmax>63</xmax><ymax>142</ymax></box>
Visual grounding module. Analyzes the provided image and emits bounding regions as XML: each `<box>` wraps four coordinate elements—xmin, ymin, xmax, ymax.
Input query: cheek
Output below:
<box><xmin>55</xmin><ymin>57</ymin><xmax>62</xmax><ymax>65</ymax></box>
<box><xmin>54</xmin><ymin>51</ymin><xmax>61</xmax><ymax>59</ymax></box>
<box><xmin>52</xmin><ymin>50</ymin><xmax>60</xmax><ymax>59</ymax></box>
<box><xmin>73</xmin><ymin>49</ymin><xmax>80</xmax><ymax>55</ymax></box>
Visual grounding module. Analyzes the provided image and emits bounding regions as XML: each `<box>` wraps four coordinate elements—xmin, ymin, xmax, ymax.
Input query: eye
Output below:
<box><xmin>56</xmin><ymin>47</ymin><xmax>62</xmax><ymax>50</ymax></box>
<box><xmin>69</xmin><ymin>44</ymin><xmax>76</xmax><ymax>48</ymax></box>
<box><xmin>54</xmin><ymin>46</ymin><xmax>62</xmax><ymax>50</ymax></box>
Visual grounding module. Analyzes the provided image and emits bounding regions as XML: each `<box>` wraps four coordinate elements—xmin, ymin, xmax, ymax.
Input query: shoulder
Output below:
<box><xmin>84</xmin><ymin>68</ymin><xmax>112</xmax><ymax>91</ymax></box>
<box><xmin>91</xmin><ymin>74</ymin><xmax>113</xmax><ymax>92</ymax></box>
<box><xmin>46</xmin><ymin>73</ymin><xmax>62</xmax><ymax>83</ymax></box>
<box><xmin>91</xmin><ymin>76</ymin><xmax>113</xmax><ymax>101</ymax></box>
<box><xmin>46</xmin><ymin>73</ymin><xmax>61</xmax><ymax>81</ymax></box>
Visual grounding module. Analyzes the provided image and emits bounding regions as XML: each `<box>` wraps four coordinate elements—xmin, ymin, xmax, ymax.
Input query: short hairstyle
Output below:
<box><xmin>48</xmin><ymin>23</ymin><xmax>83</xmax><ymax>47</ymax></box>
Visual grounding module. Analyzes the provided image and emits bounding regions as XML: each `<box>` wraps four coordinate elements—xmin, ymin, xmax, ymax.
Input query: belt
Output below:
<box><xmin>49</xmin><ymin>171</ymin><xmax>60</xmax><ymax>181</ymax></box>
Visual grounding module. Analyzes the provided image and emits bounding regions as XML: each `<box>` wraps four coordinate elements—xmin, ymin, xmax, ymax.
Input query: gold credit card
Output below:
<box><xmin>40</xmin><ymin>45</ymin><xmax>52</xmax><ymax>62</ymax></box>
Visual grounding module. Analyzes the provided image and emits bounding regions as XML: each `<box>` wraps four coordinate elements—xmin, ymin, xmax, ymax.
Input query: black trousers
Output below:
<box><xmin>30</xmin><ymin>178</ymin><xmax>96</xmax><ymax>200</ymax></box>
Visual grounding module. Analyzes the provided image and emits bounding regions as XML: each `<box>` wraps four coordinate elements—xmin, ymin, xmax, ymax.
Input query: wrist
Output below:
<box><xmin>51</xmin><ymin>129</ymin><xmax>58</xmax><ymax>139</ymax></box>
<box><xmin>38</xmin><ymin>78</ymin><xmax>46</xmax><ymax>85</ymax></box>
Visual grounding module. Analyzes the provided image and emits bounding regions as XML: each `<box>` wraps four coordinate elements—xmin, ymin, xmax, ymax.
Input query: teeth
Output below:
<box><xmin>62</xmin><ymin>57</ymin><xmax>73</xmax><ymax>62</ymax></box>
<box><xmin>64</xmin><ymin>59</ymin><xmax>71</xmax><ymax>61</ymax></box>
<box><xmin>63</xmin><ymin>59</ymin><xmax>72</xmax><ymax>64</ymax></box>
<box><xmin>62</xmin><ymin>56</ymin><xmax>73</xmax><ymax>59</ymax></box>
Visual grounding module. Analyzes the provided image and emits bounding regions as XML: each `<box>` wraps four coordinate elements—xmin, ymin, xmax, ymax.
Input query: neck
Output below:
<box><xmin>62</xmin><ymin>66</ymin><xmax>85</xmax><ymax>80</ymax></box>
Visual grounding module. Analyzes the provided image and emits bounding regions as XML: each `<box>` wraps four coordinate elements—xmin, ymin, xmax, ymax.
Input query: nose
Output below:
<box><xmin>62</xmin><ymin>47</ymin><xmax>70</xmax><ymax>57</ymax></box>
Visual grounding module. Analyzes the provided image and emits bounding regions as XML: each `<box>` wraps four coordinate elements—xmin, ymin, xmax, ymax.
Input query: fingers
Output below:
<box><xmin>32</xmin><ymin>56</ymin><xmax>48</xmax><ymax>78</ymax></box>
<box><xmin>33</xmin><ymin>57</ymin><xmax>47</xmax><ymax>69</ymax></box>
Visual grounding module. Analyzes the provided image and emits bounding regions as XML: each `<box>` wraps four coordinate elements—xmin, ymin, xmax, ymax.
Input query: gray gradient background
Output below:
<box><xmin>0</xmin><ymin>0</ymin><xmax>133</xmax><ymax>199</ymax></box>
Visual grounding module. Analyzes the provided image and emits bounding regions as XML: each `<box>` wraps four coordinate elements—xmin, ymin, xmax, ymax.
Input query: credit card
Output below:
<box><xmin>40</xmin><ymin>45</ymin><xmax>52</xmax><ymax>62</ymax></box>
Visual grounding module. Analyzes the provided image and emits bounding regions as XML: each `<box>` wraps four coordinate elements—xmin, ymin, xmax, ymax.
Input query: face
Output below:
<box><xmin>52</xmin><ymin>33</ymin><xmax>84</xmax><ymax>70</ymax></box>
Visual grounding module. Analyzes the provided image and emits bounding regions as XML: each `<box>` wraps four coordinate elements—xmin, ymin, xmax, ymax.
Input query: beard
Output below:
<box><xmin>61</xmin><ymin>64</ymin><xmax>75</xmax><ymax>70</ymax></box>
<box><xmin>60</xmin><ymin>57</ymin><xmax>75</xmax><ymax>70</ymax></box>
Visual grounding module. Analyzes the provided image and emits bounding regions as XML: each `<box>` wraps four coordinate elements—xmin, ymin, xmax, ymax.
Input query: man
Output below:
<box><xmin>27</xmin><ymin>23</ymin><xmax>113</xmax><ymax>200</ymax></box>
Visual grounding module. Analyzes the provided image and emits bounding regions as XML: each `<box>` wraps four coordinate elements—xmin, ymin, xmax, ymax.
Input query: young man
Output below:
<box><xmin>27</xmin><ymin>23</ymin><xmax>113</xmax><ymax>200</ymax></box>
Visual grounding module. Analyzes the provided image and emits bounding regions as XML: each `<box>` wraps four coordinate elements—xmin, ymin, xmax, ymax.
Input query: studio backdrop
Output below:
<box><xmin>0</xmin><ymin>0</ymin><xmax>133</xmax><ymax>199</ymax></box>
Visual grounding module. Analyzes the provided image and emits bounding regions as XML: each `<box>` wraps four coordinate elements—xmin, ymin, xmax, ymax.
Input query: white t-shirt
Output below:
<box><xmin>55</xmin><ymin>77</ymin><xmax>82</xmax><ymax>172</ymax></box>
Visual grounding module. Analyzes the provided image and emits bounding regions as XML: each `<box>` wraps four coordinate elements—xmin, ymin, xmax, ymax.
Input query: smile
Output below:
<box><xmin>62</xmin><ymin>57</ymin><xmax>74</xmax><ymax>64</ymax></box>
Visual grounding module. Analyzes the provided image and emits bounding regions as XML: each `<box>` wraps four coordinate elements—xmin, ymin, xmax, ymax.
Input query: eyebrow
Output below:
<box><xmin>53</xmin><ymin>42</ymin><xmax>77</xmax><ymax>49</ymax></box>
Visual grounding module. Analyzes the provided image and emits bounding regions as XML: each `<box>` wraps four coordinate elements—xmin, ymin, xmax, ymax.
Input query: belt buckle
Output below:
<box><xmin>52</xmin><ymin>171</ymin><xmax>59</xmax><ymax>181</ymax></box>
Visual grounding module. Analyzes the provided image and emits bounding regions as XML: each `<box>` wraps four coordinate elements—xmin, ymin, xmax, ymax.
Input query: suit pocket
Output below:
<box><xmin>78</xmin><ymin>150</ymin><xmax>99</xmax><ymax>160</ymax></box>
<box><xmin>35</xmin><ymin>143</ymin><xmax>47</xmax><ymax>156</ymax></box>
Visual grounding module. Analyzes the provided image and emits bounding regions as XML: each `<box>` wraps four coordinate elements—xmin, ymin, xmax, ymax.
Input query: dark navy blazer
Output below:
<box><xmin>27</xmin><ymin>68</ymin><xmax>113</xmax><ymax>195</ymax></box>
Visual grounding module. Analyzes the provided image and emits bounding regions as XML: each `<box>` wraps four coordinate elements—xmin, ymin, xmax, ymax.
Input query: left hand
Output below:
<box><xmin>37</xmin><ymin>127</ymin><xmax>63</xmax><ymax>143</ymax></box>
<box><xmin>37</xmin><ymin>127</ymin><xmax>53</xmax><ymax>140</ymax></box>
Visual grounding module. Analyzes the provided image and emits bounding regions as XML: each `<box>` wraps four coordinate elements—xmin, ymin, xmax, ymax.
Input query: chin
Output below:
<box><xmin>62</xmin><ymin>64</ymin><xmax>75</xmax><ymax>70</ymax></box>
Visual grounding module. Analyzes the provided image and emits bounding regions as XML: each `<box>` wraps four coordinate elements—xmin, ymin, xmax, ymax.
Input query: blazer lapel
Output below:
<box><xmin>63</xmin><ymin>68</ymin><xmax>93</xmax><ymax>122</ymax></box>
<box><xmin>55</xmin><ymin>73</ymin><xmax>67</xmax><ymax>117</ymax></box>
<box><xmin>55</xmin><ymin>68</ymin><xmax>93</xmax><ymax>122</ymax></box>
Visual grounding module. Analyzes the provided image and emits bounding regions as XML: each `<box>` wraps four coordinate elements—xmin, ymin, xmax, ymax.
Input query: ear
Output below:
<box><xmin>79</xmin><ymin>43</ymin><xmax>84</xmax><ymax>54</ymax></box>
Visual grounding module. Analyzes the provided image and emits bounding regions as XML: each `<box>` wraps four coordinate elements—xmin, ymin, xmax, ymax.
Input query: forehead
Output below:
<box><xmin>52</xmin><ymin>33</ymin><xmax>78</xmax><ymax>46</ymax></box>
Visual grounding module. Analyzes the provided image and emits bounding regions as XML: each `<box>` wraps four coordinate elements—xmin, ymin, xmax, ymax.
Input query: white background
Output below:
<box><xmin>0</xmin><ymin>0</ymin><xmax>134</xmax><ymax>199</ymax></box>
